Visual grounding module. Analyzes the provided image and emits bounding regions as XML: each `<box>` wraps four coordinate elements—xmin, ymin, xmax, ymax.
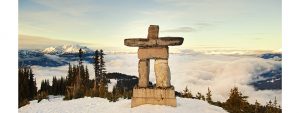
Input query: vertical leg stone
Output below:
<box><xmin>154</xmin><ymin>59</ymin><xmax>171</xmax><ymax>88</ymax></box>
<box><xmin>138</xmin><ymin>59</ymin><xmax>150</xmax><ymax>87</ymax></box>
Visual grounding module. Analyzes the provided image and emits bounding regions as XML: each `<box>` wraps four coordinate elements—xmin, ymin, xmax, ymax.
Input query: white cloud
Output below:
<box><xmin>18</xmin><ymin>35</ymin><xmax>82</xmax><ymax>49</ymax></box>
<box><xmin>161</xmin><ymin>27</ymin><xmax>196</xmax><ymax>33</ymax></box>
<box><xmin>32</xmin><ymin>53</ymin><xmax>281</xmax><ymax>105</ymax></box>
<box><xmin>28</xmin><ymin>0</ymin><xmax>99</xmax><ymax>16</ymax></box>
<box><xmin>166</xmin><ymin>54</ymin><xmax>281</xmax><ymax>105</ymax></box>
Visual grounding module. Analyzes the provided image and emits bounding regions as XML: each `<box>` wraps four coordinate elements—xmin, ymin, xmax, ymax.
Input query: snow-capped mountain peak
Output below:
<box><xmin>42</xmin><ymin>47</ymin><xmax>56</xmax><ymax>53</ymax></box>
<box><xmin>42</xmin><ymin>44</ymin><xmax>93</xmax><ymax>54</ymax></box>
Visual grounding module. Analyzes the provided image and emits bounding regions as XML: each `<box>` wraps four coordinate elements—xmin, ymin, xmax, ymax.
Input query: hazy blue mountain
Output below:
<box><xmin>18</xmin><ymin>44</ymin><xmax>96</xmax><ymax>67</ymax></box>
<box><xmin>259</xmin><ymin>53</ymin><xmax>282</xmax><ymax>61</ymax></box>
<box><xmin>250</xmin><ymin>67</ymin><xmax>282</xmax><ymax>90</ymax></box>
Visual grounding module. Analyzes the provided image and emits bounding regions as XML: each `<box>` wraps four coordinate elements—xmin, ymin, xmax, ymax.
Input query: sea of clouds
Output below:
<box><xmin>32</xmin><ymin>52</ymin><xmax>281</xmax><ymax>105</ymax></box>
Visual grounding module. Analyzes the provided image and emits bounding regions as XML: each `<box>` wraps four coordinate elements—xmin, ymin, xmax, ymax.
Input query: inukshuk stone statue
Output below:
<box><xmin>124</xmin><ymin>25</ymin><xmax>184</xmax><ymax>107</ymax></box>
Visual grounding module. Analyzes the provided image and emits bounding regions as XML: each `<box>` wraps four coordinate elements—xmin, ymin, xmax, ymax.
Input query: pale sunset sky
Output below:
<box><xmin>19</xmin><ymin>0</ymin><xmax>281</xmax><ymax>51</ymax></box>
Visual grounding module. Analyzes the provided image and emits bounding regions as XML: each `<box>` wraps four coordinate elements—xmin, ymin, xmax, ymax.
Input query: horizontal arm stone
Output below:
<box><xmin>124</xmin><ymin>38</ymin><xmax>156</xmax><ymax>47</ymax></box>
<box><xmin>124</xmin><ymin>37</ymin><xmax>184</xmax><ymax>47</ymax></box>
<box><xmin>157</xmin><ymin>37</ymin><xmax>184</xmax><ymax>46</ymax></box>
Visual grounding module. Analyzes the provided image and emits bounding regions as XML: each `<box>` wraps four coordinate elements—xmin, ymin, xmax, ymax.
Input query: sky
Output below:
<box><xmin>19</xmin><ymin>0</ymin><xmax>281</xmax><ymax>51</ymax></box>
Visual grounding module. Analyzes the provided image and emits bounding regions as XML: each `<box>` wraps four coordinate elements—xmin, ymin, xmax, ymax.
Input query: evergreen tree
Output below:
<box><xmin>206</xmin><ymin>87</ymin><xmax>213</xmax><ymax>104</ymax></box>
<box><xmin>60</xmin><ymin>77</ymin><xmax>67</xmax><ymax>95</ymax></box>
<box><xmin>50</xmin><ymin>76</ymin><xmax>67</xmax><ymax>95</ymax></box>
<box><xmin>91</xmin><ymin>49</ymin><xmax>109</xmax><ymax>98</ymax></box>
<box><xmin>84</xmin><ymin>65</ymin><xmax>90</xmax><ymax>88</ymax></box>
<box><xmin>64</xmin><ymin>49</ymin><xmax>90</xmax><ymax>99</ymax></box>
<box><xmin>108</xmin><ymin>85</ymin><xmax>120</xmax><ymax>102</ymax></box>
<box><xmin>19</xmin><ymin>68</ymin><xmax>29</xmax><ymax>107</ymax></box>
<box><xmin>94</xmin><ymin>50</ymin><xmax>100</xmax><ymax>83</ymax></box>
<box><xmin>99</xmin><ymin>49</ymin><xmax>108</xmax><ymax>83</ymax></box>
<box><xmin>201</xmin><ymin>95</ymin><xmax>206</xmax><ymax>101</ymax></box>
<box><xmin>28</xmin><ymin>68</ymin><xmax>37</xmax><ymax>100</ymax></box>
<box><xmin>181</xmin><ymin>86</ymin><xmax>193</xmax><ymax>98</ymax></box>
<box><xmin>265</xmin><ymin>100</ymin><xmax>273</xmax><ymax>113</ymax></box>
<box><xmin>265</xmin><ymin>97</ymin><xmax>281</xmax><ymax>113</ymax></box>
<box><xmin>195</xmin><ymin>92</ymin><xmax>202</xmax><ymax>100</ymax></box>
<box><xmin>224</xmin><ymin>87</ymin><xmax>249</xmax><ymax>113</ymax></box>
<box><xmin>273</xmin><ymin>97</ymin><xmax>278</xmax><ymax>108</ymax></box>
<box><xmin>40</xmin><ymin>79</ymin><xmax>51</xmax><ymax>94</ymax></box>
<box><xmin>99</xmin><ymin>80</ymin><xmax>108</xmax><ymax>98</ymax></box>
<box><xmin>273</xmin><ymin>97</ymin><xmax>281</xmax><ymax>113</ymax></box>
<box><xmin>19</xmin><ymin>67</ymin><xmax>38</xmax><ymax>107</ymax></box>
<box><xmin>37</xmin><ymin>79</ymin><xmax>51</xmax><ymax>102</ymax></box>
<box><xmin>79</xmin><ymin>48</ymin><xmax>83</xmax><ymax>65</ymax></box>
<box><xmin>254</xmin><ymin>100</ymin><xmax>261</xmax><ymax>113</ymax></box>
<box><xmin>52</xmin><ymin>76</ymin><xmax>57</xmax><ymax>95</ymax></box>
<box><xmin>74</xmin><ymin>49</ymin><xmax>85</xmax><ymax>99</ymax></box>
<box><xmin>67</xmin><ymin>63</ymin><xmax>73</xmax><ymax>86</ymax></box>
<box><xmin>91</xmin><ymin>80</ymin><xmax>99</xmax><ymax>97</ymax></box>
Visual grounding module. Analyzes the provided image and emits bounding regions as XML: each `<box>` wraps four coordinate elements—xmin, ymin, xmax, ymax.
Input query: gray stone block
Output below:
<box><xmin>138</xmin><ymin>47</ymin><xmax>169</xmax><ymax>59</ymax></box>
<box><xmin>131</xmin><ymin>87</ymin><xmax>176</xmax><ymax>107</ymax></box>
<box><xmin>154</xmin><ymin>59</ymin><xmax>171</xmax><ymax>88</ymax></box>
<box><xmin>157</xmin><ymin>37</ymin><xmax>184</xmax><ymax>46</ymax></box>
<box><xmin>124</xmin><ymin>37</ymin><xmax>183</xmax><ymax>47</ymax></box>
<box><xmin>147</xmin><ymin>25</ymin><xmax>159</xmax><ymax>40</ymax></box>
<box><xmin>124</xmin><ymin>38</ymin><xmax>156</xmax><ymax>47</ymax></box>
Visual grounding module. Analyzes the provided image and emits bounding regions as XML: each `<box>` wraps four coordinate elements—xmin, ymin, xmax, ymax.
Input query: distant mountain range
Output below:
<box><xmin>19</xmin><ymin>44</ymin><xmax>96</xmax><ymax>67</ymax></box>
<box><xmin>19</xmin><ymin>44</ymin><xmax>282</xmax><ymax>67</ymax></box>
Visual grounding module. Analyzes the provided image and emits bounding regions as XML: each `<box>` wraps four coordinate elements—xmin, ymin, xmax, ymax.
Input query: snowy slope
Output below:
<box><xmin>19</xmin><ymin>96</ymin><xmax>228</xmax><ymax>113</ymax></box>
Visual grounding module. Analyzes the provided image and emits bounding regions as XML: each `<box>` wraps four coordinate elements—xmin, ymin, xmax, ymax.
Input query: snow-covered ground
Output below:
<box><xmin>19</xmin><ymin>96</ymin><xmax>228</xmax><ymax>113</ymax></box>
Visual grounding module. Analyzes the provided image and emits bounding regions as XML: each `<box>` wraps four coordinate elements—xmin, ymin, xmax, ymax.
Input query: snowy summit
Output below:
<box><xmin>42</xmin><ymin>44</ymin><xmax>93</xmax><ymax>55</ymax></box>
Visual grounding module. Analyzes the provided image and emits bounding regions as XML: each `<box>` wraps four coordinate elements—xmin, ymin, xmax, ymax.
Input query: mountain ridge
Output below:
<box><xmin>42</xmin><ymin>44</ymin><xmax>94</xmax><ymax>55</ymax></box>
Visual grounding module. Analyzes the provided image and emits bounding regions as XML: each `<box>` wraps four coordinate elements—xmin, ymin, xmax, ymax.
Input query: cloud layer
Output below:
<box><xmin>19</xmin><ymin>35</ymin><xmax>83</xmax><ymax>49</ymax></box>
<box><xmin>161</xmin><ymin>27</ymin><xmax>196</xmax><ymax>33</ymax></box>
<box><xmin>32</xmin><ymin>53</ymin><xmax>281</xmax><ymax>105</ymax></box>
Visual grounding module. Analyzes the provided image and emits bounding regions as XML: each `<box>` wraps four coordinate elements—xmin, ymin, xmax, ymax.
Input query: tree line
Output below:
<box><xmin>18</xmin><ymin>67</ymin><xmax>37</xmax><ymax>108</ymax></box>
<box><xmin>178</xmin><ymin>86</ymin><xmax>281</xmax><ymax>113</ymax></box>
<box><xmin>19</xmin><ymin>49</ymin><xmax>137</xmax><ymax>106</ymax></box>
